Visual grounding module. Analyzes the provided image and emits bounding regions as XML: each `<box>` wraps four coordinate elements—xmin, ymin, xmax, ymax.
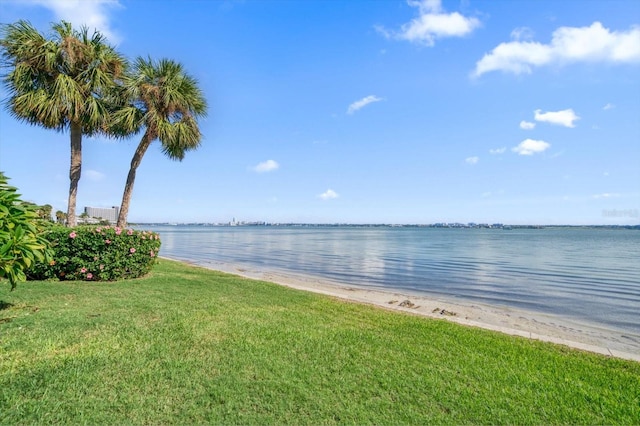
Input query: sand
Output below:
<box><xmin>172</xmin><ymin>258</ymin><xmax>640</xmax><ymax>362</ymax></box>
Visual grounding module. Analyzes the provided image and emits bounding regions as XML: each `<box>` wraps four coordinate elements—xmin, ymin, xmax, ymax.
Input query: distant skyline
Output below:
<box><xmin>1</xmin><ymin>0</ymin><xmax>639</xmax><ymax>225</ymax></box>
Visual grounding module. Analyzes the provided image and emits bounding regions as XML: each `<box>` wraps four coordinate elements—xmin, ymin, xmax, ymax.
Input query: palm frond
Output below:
<box><xmin>123</xmin><ymin>56</ymin><xmax>207</xmax><ymax>161</ymax></box>
<box><xmin>2</xmin><ymin>19</ymin><xmax>129</xmax><ymax>137</ymax></box>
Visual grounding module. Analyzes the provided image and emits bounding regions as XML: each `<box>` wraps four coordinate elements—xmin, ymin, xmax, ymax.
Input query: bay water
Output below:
<box><xmin>147</xmin><ymin>225</ymin><xmax>639</xmax><ymax>336</ymax></box>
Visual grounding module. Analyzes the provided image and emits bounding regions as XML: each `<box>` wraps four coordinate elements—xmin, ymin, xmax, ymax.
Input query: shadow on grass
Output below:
<box><xmin>0</xmin><ymin>301</ymin><xmax>14</xmax><ymax>310</ymax></box>
<box><xmin>0</xmin><ymin>301</ymin><xmax>16</xmax><ymax>324</ymax></box>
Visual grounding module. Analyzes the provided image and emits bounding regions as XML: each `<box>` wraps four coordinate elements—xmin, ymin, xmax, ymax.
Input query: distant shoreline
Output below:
<box><xmin>136</xmin><ymin>222</ymin><xmax>640</xmax><ymax>229</ymax></box>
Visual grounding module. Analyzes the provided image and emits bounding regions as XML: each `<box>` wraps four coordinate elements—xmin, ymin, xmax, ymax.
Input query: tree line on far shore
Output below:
<box><xmin>0</xmin><ymin>20</ymin><xmax>208</xmax><ymax>228</ymax></box>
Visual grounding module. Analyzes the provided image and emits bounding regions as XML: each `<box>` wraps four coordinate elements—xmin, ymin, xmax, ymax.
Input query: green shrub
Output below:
<box><xmin>0</xmin><ymin>172</ymin><xmax>52</xmax><ymax>290</ymax></box>
<box><xmin>27</xmin><ymin>225</ymin><xmax>161</xmax><ymax>281</ymax></box>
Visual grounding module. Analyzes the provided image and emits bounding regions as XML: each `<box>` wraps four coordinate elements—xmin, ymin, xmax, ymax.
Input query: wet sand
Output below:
<box><xmin>170</xmin><ymin>257</ymin><xmax>640</xmax><ymax>362</ymax></box>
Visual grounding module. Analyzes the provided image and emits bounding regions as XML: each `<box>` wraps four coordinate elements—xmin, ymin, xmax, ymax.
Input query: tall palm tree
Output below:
<box><xmin>114</xmin><ymin>57</ymin><xmax>207</xmax><ymax>227</ymax></box>
<box><xmin>0</xmin><ymin>20</ymin><xmax>126</xmax><ymax>227</ymax></box>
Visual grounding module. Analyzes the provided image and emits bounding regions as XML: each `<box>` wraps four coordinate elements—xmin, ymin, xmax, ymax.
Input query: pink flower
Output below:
<box><xmin>115</xmin><ymin>227</ymin><xmax>122</xmax><ymax>235</ymax></box>
<box><xmin>105</xmin><ymin>239</ymin><xmax>111</xmax><ymax>244</ymax></box>
<box><xmin>96</xmin><ymin>227</ymin><xmax>102</xmax><ymax>233</ymax></box>
<box><xmin>81</xmin><ymin>267</ymin><xmax>87</xmax><ymax>273</ymax></box>
<box><xmin>150</xmin><ymin>251</ymin><xmax>155</xmax><ymax>257</ymax></box>
<box><xmin>127</xmin><ymin>229</ymin><xmax>134</xmax><ymax>235</ymax></box>
<box><xmin>129</xmin><ymin>247</ymin><xmax>136</xmax><ymax>254</ymax></box>
<box><xmin>86</xmin><ymin>273</ymin><xmax>93</xmax><ymax>279</ymax></box>
<box><xmin>69</xmin><ymin>232</ymin><xmax>77</xmax><ymax>239</ymax></box>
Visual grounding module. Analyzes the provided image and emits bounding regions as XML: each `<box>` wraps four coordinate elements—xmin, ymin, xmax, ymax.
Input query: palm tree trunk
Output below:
<box><xmin>117</xmin><ymin>132</ymin><xmax>153</xmax><ymax>228</ymax></box>
<box><xmin>66</xmin><ymin>122</ymin><xmax>82</xmax><ymax>227</ymax></box>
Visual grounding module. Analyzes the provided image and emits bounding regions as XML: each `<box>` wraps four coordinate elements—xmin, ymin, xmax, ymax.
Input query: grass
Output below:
<box><xmin>1</xmin><ymin>259</ymin><xmax>639</xmax><ymax>425</ymax></box>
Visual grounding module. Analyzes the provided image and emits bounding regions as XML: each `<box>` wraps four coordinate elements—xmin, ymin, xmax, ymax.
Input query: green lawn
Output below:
<box><xmin>1</xmin><ymin>259</ymin><xmax>638</xmax><ymax>424</ymax></box>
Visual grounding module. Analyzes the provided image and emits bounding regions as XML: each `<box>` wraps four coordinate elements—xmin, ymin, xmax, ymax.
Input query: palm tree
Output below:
<box><xmin>36</xmin><ymin>204</ymin><xmax>53</xmax><ymax>222</ymax></box>
<box><xmin>114</xmin><ymin>57</ymin><xmax>207</xmax><ymax>227</ymax></box>
<box><xmin>55</xmin><ymin>210</ymin><xmax>67</xmax><ymax>225</ymax></box>
<box><xmin>0</xmin><ymin>20</ymin><xmax>127</xmax><ymax>227</ymax></box>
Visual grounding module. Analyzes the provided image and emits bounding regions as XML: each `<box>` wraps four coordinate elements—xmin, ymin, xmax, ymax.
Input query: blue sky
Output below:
<box><xmin>1</xmin><ymin>0</ymin><xmax>639</xmax><ymax>225</ymax></box>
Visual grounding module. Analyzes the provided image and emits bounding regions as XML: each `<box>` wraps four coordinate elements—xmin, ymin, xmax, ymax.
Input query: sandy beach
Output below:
<box><xmin>174</xmin><ymin>258</ymin><xmax>640</xmax><ymax>363</ymax></box>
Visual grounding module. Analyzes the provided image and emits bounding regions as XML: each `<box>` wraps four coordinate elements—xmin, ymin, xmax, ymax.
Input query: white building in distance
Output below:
<box><xmin>84</xmin><ymin>206</ymin><xmax>119</xmax><ymax>224</ymax></box>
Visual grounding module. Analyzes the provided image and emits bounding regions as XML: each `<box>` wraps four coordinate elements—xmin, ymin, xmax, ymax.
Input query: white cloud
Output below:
<box><xmin>603</xmin><ymin>103</ymin><xmax>615</xmax><ymax>110</ymax></box>
<box><xmin>510</xmin><ymin>27</ymin><xmax>534</xmax><ymax>41</ymax></box>
<box><xmin>473</xmin><ymin>22</ymin><xmax>640</xmax><ymax>77</ymax></box>
<box><xmin>519</xmin><ymin>120</ymin><xmax>536</xmax><ymax>130</ymax></box>
<box><xmin>473</xmin><ymin>40</ymin><xmax>553</xmax><ymax>76</ymax></box>
<box><xmin>534</xmin><ymin>108</ymin><xmax>580</xmax><ymax>128</ymax></box>
<box><xmin>376</xmin><ymin>0</ymin><xmax>480</xmax><ymax>46</ymax></box>
<box><xmin>31</xmin><ymin>0</ymin><xmax>123</xmax><ymax>44</ymax></box>
<box><xmin>252</xmin><ymin>159</ymin><xmax>279</xmax><ymax>173</ymax></box>
<box><xmin>318</xmin><ymin>189</ymin><xmax>339</xmax><ymax>200</ymax></box>
<box><xmin>465</xmin><ymin>156</ymin><xmax>479</xmax><ymax>165</ymax></box>
<box><xmin>592</xmin><ymin>192</ymin><xmax>620</xmax><ymax>199</ymax></box>
<box><xmin>489</xmin><ymin>147</ymin><xmax>506</xmax><ymax>154</ymax></box>
<box><xmin>512</xmin><ymin>139</ymin><xmax>551</xmax><ymax>155</ymax></box>
<box><xmin>85</xmin><ymin>169</ymin><xmax>105</xmax><ymax>181</ymax></box>
<box><xmin>347</xmin><ymin>95</ymin><xmax>383</xmax><ymax>114</ymax></box>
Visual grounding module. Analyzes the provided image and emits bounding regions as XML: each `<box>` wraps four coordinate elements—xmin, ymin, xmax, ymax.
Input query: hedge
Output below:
<box><xmin>27</xmin><ymin>225</ymin><xmax>161</xmax><ymax>281</ymax></box>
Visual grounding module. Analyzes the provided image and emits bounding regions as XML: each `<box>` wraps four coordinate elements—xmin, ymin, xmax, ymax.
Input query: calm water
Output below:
<box><xmin>147</xmin><ymin>225</ymin><xmax>640</xmax><ymax>334</ymax></box>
